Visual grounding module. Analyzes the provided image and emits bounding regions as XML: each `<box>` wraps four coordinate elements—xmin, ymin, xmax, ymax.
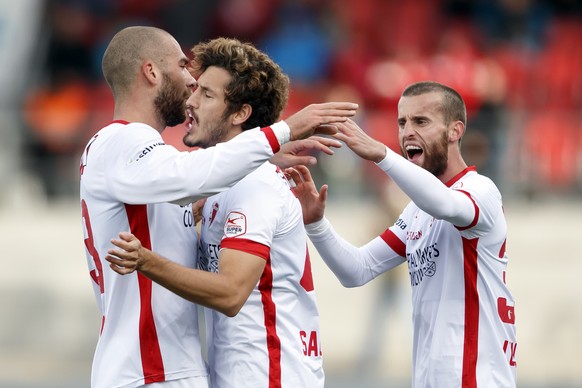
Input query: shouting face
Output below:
<box><xmin>397</xmin><ymin>92</ymin><xmax>450</xmax><ymax>177</ymax></box>
<box><xmin>183</xmin><ymin>66</ymin><xmax>235</xmax><ymax>148</ymax></box>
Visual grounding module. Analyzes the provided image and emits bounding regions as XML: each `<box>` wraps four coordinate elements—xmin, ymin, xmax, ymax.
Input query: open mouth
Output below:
<box><xmin>185</xmin><ymin>108</ymin><xmax>195</xmax><ymax>133</ymax></box>
<box><xmin>405</xmin><ymin>145</ymin><xmax>423</xmax><ymax>162</ymax></box>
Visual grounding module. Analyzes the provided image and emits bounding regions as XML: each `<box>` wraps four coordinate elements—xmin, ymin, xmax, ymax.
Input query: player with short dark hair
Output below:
<box><xmin>288</xmin><ymin>81</ymin><xmax>517</xmax><ymax>387</ymax></box>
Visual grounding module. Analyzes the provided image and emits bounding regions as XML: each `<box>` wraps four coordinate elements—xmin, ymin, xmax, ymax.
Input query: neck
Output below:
<box><xmin>438</xmin><ymin>155</ymin><xmax>468</xmax><ymax>184</ymax></box>
<box><xmin>113</xmin><ymin>97</ymin><xmax>165</xmax><ymax>133</ymax></box>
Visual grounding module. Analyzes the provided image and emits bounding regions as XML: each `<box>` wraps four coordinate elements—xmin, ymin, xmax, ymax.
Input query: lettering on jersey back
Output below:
<box><xmin>300</xmin><ymin>330</ymin><xmax>322</xmax><ymax>357</ymax></box>
<box><xmin>503</xmin><ymin>340</ymin><xmax>517</xmax><ymax>367</ymax></box>
<box><xmin>497</xmin><ymin>297</ymin><xmax>516</xmax><ymax>324</ymax></box>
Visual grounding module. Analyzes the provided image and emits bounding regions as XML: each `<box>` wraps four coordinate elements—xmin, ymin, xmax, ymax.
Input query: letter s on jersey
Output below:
<box><xmin>300</xmin><ymin>330</ymin><xmax>322</xmax><ymax>357</ymax></box>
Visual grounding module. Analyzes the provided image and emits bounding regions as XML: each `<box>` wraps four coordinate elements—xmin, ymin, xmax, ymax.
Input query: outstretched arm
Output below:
<box><xmin>271</xmin><ymin>136</ymin><xmax>342</xmax><ymax>168</ymax></box>
<box><xmin>105</xmin><ymin>232</ymin><xmax>265</xmax><ymax>317</ymax></box>
<box><xmin>284</xmin><ymin>102</ymin><xmax>358</xmax><ymax>140</ymax></box>
<box><xmin>286</xmin><ymin>165</ymin><xmax>405</xmax><ymax>287</ymax></box>
<box><xmin>334</xmin><ymin>119</ymin><xmax>475</xmax><ymax>226</ymax></box>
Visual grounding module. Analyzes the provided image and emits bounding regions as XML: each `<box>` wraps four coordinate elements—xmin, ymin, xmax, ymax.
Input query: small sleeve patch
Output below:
<box><xmin>224</xmin><ymin>211</ymin><xmax>247</xmax><ymax>237</ymax></box>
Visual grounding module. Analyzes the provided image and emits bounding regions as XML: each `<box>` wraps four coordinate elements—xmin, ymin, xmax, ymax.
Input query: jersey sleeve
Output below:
<box><xmin>216</xmin><ymin>166</ymin><xmax>285</xmax><ymax>257</ymax></box>
<box><xmin>376</xmin><ymin>146</ymin><xmax>477</xmax><ymax>228</ymax></box>
<box><xmin>107</xmin><ymin>122</ymin><xmax>288</xmax><ymax>205</ymax></box>
<box><xmin>306</xmin><ymin>216</ymin><xmax>406</xmax><ymax>287</ymax></box>
<box><xmin>453</xmin><ymin>174</ymin><xmax>503</xmax><ymax>237</ymax></box>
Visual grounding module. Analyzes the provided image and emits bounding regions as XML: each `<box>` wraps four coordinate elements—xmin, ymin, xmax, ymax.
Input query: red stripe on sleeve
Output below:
<box><xmin>456</xmin><ymin>190</ymin><xmax>479</xmax><ymax>231</ymax></box>
<box><xmin>379</xmin><ymin>229</ymin><xmax>406</xmax><ymax>257</ymax></box>
<box><xmin>461</xmin><ymin>236</ymin><xmax>479</xmax><ymax>388</ymax></box>
<box><xmin>125</xmin><ymin>204</ymin><xmax>165</xmax><ymax>384</ymax></box>
<box><xmin>221</xmin><ymin>237</ymin><xmax>270</xmax><ymax>260</ymax></box>
<box><xmin>260</xmin><ymin>126</ymin><xmax>281</xmax><ymax>154</ymax></box>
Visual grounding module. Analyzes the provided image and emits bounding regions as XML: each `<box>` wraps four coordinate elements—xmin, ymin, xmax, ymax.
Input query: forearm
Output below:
<box><xmin>376</xmin><ymin>146</ymin><xmax>474</xmax><ymax>224</ymax></box>
<box><xmin>139</xmin><ymin>250</ymin><xmax>240</xmax><ymax>316</ymax></box>
<box><xmin>113</xmin><ymin>122</ymin><xmax>290</xmax><ymax>205</ymax></box>
<box><xmin>306</xmin><ymin>218</ymin><xmax>381</xmax><ymax>287</ymax></box>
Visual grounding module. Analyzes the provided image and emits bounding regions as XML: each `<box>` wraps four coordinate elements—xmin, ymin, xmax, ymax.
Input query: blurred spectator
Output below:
<box><xmin>22</xmin><ymin>1</ymin><xmax>98</xmax><ymax>199</ymax></box>
<box><xmin>260</xmin><ymin>1</ymin><xmax>333</xmax><ymax>86</ymax></box>
<box><xmin>17</xmin><ymin>0</ymin><xmax>582</xmax><ymax>200</ymax></box>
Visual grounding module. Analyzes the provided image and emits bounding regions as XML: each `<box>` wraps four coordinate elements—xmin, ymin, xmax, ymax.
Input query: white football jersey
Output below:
<box><xmin>381</xmin><ymin>167</ymin><xmax>517</xmax><ymax>387</ymax></box>
<box><xmin>80</xmin><ymin>121</ymin><xmax>283</xmax><ymax>388</ymax></box>
<box><xmin>198</xmin><ymin>162</ymin><xmax>324</xmax><ymax>388</ymax></box>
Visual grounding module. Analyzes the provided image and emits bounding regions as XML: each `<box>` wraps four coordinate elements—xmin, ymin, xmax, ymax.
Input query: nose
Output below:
<box><xmin>186</xmin><ymin>85</ymin><xmax>200</xmax><ymax>108</ymax></box>
<box><xmin>400</xmin><ymin>121</ymin><xmax>415</xmax><ymax>138</ymax></box>
<box><xmin>187</xmin><ymin>76</ymin><xmax>197</xmax><ymax>90</ymax></box>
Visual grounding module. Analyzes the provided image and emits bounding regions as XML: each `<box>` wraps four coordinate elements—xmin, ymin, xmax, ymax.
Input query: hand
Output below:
<box><xmin>192</xmin><ymin>198</ymin><xmax>207</xmax><ymax>226</ymax></box>
<box><xmin>270</xmin><ymin>136</ymin><xmax>342</xmax><ymax>168</ymax></box>
<box><xmin>333</xmin><ymin>119</ymin><xmax>387</xmax><ymax>163</ymax></box>
<box><xmin>285</xmin><ymin>165</ymin><xmax>327</xmax><ymax>224</ymax></box>
<box><xmin>285</xmin><ymin>102</ymin><xmax>358</xmax><ymax>141</ymax></box>
<box><xmin>105</xmin><ymin>232</ymin><xmax>148</xmax><ymax>275</ymax></box>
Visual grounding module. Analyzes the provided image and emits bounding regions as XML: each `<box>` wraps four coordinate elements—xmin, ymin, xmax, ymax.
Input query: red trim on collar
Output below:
<box><xmin>446</xmin><ymin>166</ymin><xmax>476</xmax><ymax>187</ymax></box>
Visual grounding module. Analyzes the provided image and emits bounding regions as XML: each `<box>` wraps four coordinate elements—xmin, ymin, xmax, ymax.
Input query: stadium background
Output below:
<box><xmin>0</xmin><ymin>0</ymin><xmax>580</xmax><ymax>387</ymax></box>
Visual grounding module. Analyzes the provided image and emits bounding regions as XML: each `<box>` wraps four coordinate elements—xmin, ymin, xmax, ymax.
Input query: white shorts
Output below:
<box><xmin>136</xmin><ymin>376</ymin><xmax>210</xmax><ymax>388</ymax></box>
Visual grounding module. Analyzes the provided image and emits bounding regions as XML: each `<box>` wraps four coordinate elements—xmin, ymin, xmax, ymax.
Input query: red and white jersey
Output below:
<box><xmin>382</xmin><ymin>167</ymin><xmax>517</xmax><ymax>387</ymax></box>
<box><xmin>198</xmin><ymin>162</ymin><xmax>324</xmax><ymax>388</ymax></box>
<box><xmin>80</xmin><ymin>121</ymin><xmax>283</xmax><ymax>388</ymax></box>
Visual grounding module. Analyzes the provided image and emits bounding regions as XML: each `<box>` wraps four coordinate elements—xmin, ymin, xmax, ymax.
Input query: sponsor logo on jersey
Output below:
<box><xmin>224</xmin><ymin>211</ymin><xmax>246</xmax><ymax>237</ymax></box>
<box><xmin>407</xmin><ymin>242</ymin><xmax>439</xmax><ymax>286</ymax></box>
<box><xmin>131</xmin><ymin>141</ymin><xmax>166</xmax><ymax>163</ymax></box>
<box><xmin>198</xmin><ymin>240</ymin><xmax>220</xmax><ymax>273</ymax></box>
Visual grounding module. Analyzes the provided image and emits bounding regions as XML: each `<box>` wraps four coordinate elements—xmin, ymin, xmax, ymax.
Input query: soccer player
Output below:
<box><xmin>81</xmin><ymin>27</ymin><xmax>355</xmax><ymax>388</ymax></box>
<box><xmin>287</xmin><ymin>81</ymin><xmax>517</xmax><ymax>387</ymax></box>
<box><xmin>105</xmin><ymin>37</ymin><xmax>324</xmax><ymax>388</ymax></box>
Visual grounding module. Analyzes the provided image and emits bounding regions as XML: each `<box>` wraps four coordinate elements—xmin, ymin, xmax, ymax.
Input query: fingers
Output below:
<box><xmin>284</xmin><ymin>167</ymin><xmax>304</xmax><ymax>185</ymax></box>
<box><xmin>284</xmin><ymin>155</ymin><xmax>318</xmax><ymax>166</ymax></box>
<box><xmin>309</xmin><ymin>136</ymin><xmax>342</xmax><ymax>149</ymax></box>
<box><xmin>105</xmin><ymin>254</ymin><xmax>137</xmax><ymax>275</ymax></box>
<box><xmin>293</xmin><ymin>165</ymin><xmax>314</xmax><ymax>184</ymax></box>
<box><xmin>319</xmin><ymin>183</ymin><xmax>329</xmax><ymax>202</ymax></box>
<box><xmin>314</xmin><ymin>124</ymin><xmax>338</xmax><ymax>136</ymax></box>
<box><xmin>313</xmin><ymin>103</ymin><xmax>359</xmax><ymax>119</ymax></box>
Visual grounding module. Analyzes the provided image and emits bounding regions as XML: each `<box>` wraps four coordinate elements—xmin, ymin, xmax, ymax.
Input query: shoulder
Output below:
<box><xmin>453</xmin><ymin>170</ymin><xmax>501</xmax><ymax>201</ymax></box>
<box><xmin>234</xmin><ymin>162</ymin><xmax>289</xmax><ymax>193</ymax></box>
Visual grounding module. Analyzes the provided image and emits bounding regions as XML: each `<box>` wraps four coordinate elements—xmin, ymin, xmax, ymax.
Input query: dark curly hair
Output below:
<box><xmin>190</xmin><ymin>38</ymin><xmax>289</xmax><ymax>131</ymax></box>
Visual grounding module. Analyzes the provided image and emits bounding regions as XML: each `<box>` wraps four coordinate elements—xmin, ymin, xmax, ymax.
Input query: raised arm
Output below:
<box><xmin>286</xmin><ymin>166</ymin><xmax>405</xmax><ymax>287</ymax></box>
<box><xmin>333</xmin><ymin>119</ymin><xmax>475</xmax><ymax>226</ymax></box>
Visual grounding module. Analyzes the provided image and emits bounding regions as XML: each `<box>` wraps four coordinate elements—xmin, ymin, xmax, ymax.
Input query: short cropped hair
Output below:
<box><xmin>402</xmin><ymin>81</ymin><xmax>467</xmax><ymax>127</ymax></box>
<box><xmin>102</xmin><ymin>26</ymin><xmax>172</xmax><ymax>98</ymax></box>
<box><xmin>190</xmin><ymin>38</ymin><xmax>289</xmax><ymax>131</ymax></box>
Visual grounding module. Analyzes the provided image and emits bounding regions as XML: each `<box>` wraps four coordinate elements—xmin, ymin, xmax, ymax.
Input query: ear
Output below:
<box><xmin>231</xmin><ymin>103</ymin><xmax>252</xmax><ymax>126</ymax></box>
<box><xmin>141</xmin><ymin>60</ymin><xmax>160</xmax><ymax>86</ymax></box>
<box><xmin>449</xmin><ymin>121</ymin><xmax>465</xmax><ymax>143</ymax></box>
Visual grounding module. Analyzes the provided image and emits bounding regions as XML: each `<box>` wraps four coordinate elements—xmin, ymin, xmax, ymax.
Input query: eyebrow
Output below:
<box><xmin>197</xmin><ymin>84</ymin><xmax>214</xmax><ymax>95</ymax></box>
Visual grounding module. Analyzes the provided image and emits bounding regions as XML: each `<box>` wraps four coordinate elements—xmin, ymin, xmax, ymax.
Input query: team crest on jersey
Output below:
<box><xmin>209</xmin><ymin>201</ymin><xmax>219</xmax><ymax>226</ymax></box>
<box><xmin>224</xmin><ymin>211</ymin><xmax>246</xmax><ymax>237</ymax></box>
